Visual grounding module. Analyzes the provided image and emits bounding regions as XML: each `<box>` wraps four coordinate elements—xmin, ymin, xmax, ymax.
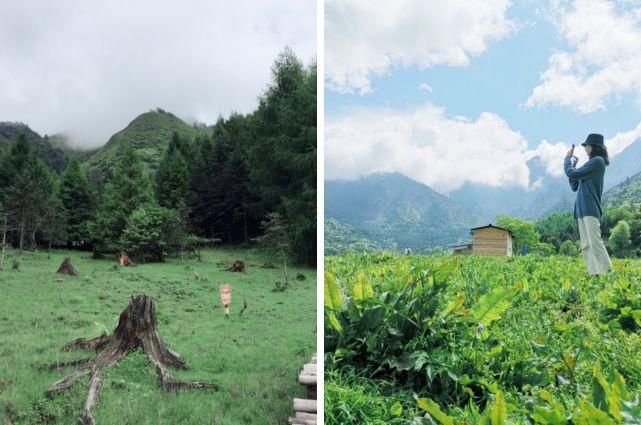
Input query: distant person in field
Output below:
<box><xmin>564</xmin><ymin>133</ymin><xmax>612</xmax><ymax>276</ymax></box>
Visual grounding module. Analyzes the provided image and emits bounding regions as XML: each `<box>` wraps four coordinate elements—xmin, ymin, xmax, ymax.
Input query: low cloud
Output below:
<box><xmin>325</xmin><ymin>104</ymin><xmax>532</xmax><ymax>193</ymax></box>
<box><xmin>0</xmin><ymin>0</ymin><xmax>315</xmax><ymax>148</ymax></box>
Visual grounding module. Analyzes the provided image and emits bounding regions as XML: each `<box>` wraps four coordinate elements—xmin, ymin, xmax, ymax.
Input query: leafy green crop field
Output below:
<box><xmin>0</xmin><ymin>248</ymin><xmax>315</xmax><ymax>424</ymax></box>
<box><xmin>325</xmin><ymin>253</ymin><xmax>641</xmax><ymax>424</ymax></box>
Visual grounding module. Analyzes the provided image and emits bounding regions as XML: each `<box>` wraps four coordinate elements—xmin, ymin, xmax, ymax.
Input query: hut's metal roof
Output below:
<box><xmin>470</xmin><ymin>224</ymin><xmax>514</xmax><ymax>236</ymax></box>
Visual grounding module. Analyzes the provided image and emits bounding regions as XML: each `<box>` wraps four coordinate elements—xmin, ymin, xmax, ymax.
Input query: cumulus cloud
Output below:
<box><xmin>606</xmin><ymin>121</ymin><xmax>641</xmax><ymax>156</ymax></box>
<box><xmin>325</xmin><ymin>104</ymin><xmax>532</xmax><ymax>193</ymax></box>
<box><xmin>525</xmin><ymin>0</ymin><xmax>641</xmax><ymax>113</ymax></box>
<box><xmin>524</xmin><ymin>123</ymin><xmax>641</xmax><ymax>178</ymax></box>
<box><xmin>0</xmin><ymin>0</ymin><xmax>315</xmax><ymax>148</ymax></box>
<box><xmin>325</xmin><ymin>0</ymin><xmax>515</xmax><ymax>94</ymax></box>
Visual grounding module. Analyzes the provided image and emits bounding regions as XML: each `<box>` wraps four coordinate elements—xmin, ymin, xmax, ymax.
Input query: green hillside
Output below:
<box><xmin>325</xmin><ymin>217</ymin><xmax>391</xmax><ymax>255</ymax></box>
<box><xmin>325</xmin><ymin>173</ymin><xmax>484</xmax><ymax>252</ymax></box>
<box><xmin>604</xmin><ymin>171</ymin><xmax>641</xmax><ymax>207</ymax></box>
<box><xmin>83</xmin><ymin>109</ymin><xmax>199</xmax><ymax>179</ymax></box>
<box><xmin>0</xmin><ymin>122</ymin><xmax>68</xmax><ymax>172</ymax></box>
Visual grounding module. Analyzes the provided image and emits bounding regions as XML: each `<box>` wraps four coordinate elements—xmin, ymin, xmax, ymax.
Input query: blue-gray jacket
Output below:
<box><xmin>564</xmin><ymin>155</ymin><xmax>606</xmax><ymax>219</ymax></box>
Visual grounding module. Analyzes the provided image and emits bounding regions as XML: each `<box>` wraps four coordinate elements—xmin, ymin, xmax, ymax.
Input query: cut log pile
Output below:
<box><xmin>289</xmin><ymin>355</ymin><xmax>317</xmax><ymax>425</ymax></box>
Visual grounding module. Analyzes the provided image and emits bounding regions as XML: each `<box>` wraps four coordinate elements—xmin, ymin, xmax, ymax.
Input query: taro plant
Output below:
<box><xmin>325</xmin><ymin>265</ymin><xmax>521</xmax><ymax>409</ymax></box>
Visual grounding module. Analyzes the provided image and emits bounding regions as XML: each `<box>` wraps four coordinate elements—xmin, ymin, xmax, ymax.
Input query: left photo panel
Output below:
<box><xmin>0</xmin><ymin>1</ymin><xmax>317</xmax><ymax>424</ymax></box>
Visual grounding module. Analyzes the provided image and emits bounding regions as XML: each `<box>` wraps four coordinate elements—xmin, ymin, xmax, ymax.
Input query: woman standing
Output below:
<box><xmin>564</xmin><ymin>133</ymin><xmax>612</xmax><ymax>276</ymax></box>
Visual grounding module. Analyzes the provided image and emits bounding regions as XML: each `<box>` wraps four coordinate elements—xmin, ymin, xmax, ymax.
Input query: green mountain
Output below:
<box><xmin>325</xmin><ymin>172</ymin><xmax>484</xmax><ymax>253</ymax></box>
<box><xmin>0</xmin><ymin>122</ymin><xmax>68</xmax><ymax>172</ymax></box>
<box><xmin>83</xmin><ymin>109</ymin><xmax>199</xmax><ymax>179</ymax></box>
<box><xmin>325</xmin><ymin>217</ymin><xmax>391</xmax><ymax>255</ymax></box>
<box><xmin>604</xmin><ymin>171</ymin><xmax>641</xmax><ymax>207</ymax></box>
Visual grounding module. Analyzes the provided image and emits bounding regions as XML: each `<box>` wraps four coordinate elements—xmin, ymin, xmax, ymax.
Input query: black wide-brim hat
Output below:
<box><xmin>581</xmin><ymin>133</ymin><xmax>605</xmax><ymax>147</ymax></box>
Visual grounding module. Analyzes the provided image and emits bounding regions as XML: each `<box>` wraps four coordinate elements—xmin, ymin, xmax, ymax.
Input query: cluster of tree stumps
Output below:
<box><xmin>44</xmin><ymin>295</ymin><xmax>218</xmax><ymax>424</ymax></box>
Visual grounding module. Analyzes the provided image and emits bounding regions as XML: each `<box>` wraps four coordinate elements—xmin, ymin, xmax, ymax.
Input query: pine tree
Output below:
<box><xmin>156</xmin><ymin>135</ymin><xmax>191</xmax><ymax>209</ymax></box>
<box><xmin>60</xmin><ymin>157</ymin><xmax>94</xmax><ymax>248</ymax></box>
<box><xmin>249</xmin><ymin>48</ymin><xmax>317</xmax><ymax>265</ymax></box>
<box><xmin>5</xmin><ymin>135</ymin><xmax>54</xmax><ymax>254</ymax></box>
<box><xmin>89</xmin><ymin>145</ymin><xmax>152</xmax><ymax>253</ymax></box>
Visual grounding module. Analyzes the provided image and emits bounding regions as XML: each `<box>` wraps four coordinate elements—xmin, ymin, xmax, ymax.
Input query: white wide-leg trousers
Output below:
<box><xmin>577</xmin><ymin>216</ymin><xmax>612</xmax><ymax>276</ymax></box>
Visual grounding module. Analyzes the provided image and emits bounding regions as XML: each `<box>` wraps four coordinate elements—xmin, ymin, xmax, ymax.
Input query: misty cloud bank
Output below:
<box><xmin>0</xmin><ymin>0</ymin><xmax>315</xmax><ymax>148</ymax></box>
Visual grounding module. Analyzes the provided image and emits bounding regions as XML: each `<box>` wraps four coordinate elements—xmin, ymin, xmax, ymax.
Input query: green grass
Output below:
<box><xmin>0</xmin><ymin>248</ymin><xmax>315</xmax><ymax>424</ymax></box>
<box><xmin>325</xmin><ymin>253</ymin><xmax>641</xmax><ymax>423</ymax></box>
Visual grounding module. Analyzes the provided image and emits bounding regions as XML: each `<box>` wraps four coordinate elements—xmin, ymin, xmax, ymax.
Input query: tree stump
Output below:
<box><xmin>56</xmin><ymin>257</ymin><xmax>77</xmax><ymax>276</ymax></box>
<box><xmin>44</xmin><ymin>295</ymin><xmax>218</xmax><ymax>424</ymax></box>
<box><xmin>227</xmin><ymin>260</ymin><xmax>245</xmax><ymax>272</ymax></box>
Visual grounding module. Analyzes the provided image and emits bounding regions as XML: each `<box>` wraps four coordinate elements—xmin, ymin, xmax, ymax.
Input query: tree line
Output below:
<box><xmin>495</xmin><ymin>204</ymin><xmax>641</xmax><ymax>259</ymax></box>
<box><xmin>0</xmin><ymin>49</ymin><xmax>316</xmax><ymax>266</ymax></box>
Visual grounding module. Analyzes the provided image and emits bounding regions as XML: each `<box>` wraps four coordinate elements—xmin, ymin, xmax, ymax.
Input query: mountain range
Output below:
<box><xmin>325</xmin><ymin>172</ymin><xmax>485</xmax><ymax>252</ymax></box>
<box><xmin>326</xmin><ymin>140</ymin><xmax>641</xmax><ymax>254</ymax></box>
<box><xmin>0</xmin><ymin>109</ymin><xmax>201</xmax><ymax>182</ymax></box>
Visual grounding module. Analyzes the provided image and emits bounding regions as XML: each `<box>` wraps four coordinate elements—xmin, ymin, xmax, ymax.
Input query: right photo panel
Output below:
<box><xmin>324</xmin><ymin>1</ymin><xmax>641</xmax><ymax>423</ymax></box>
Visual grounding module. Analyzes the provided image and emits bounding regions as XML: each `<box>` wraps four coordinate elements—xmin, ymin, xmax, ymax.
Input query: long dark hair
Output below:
<box><xmin>590</xmin><ymin>145</ymin><xmax>610</xmax><ymax>166</ymax></box>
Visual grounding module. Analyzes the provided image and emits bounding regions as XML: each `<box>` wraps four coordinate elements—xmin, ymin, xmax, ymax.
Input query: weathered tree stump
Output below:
<box><xmin>228</xmin><ymin>260</ymin><xmax>245</xmax><ymax>272</ymax></box>
<box><xmin>56</xmin><ymin>257</ymin><xmax>77</xmax><ymax>276</ymax></box>
<box><xmin>44</xmin><ymin>295</ymin><xmax>218</xmax><ymax>424</ymax></box>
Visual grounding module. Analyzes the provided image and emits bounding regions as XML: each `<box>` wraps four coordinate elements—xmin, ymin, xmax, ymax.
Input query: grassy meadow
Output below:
<box><xmin>325</xmin><ymin>253</ymin><xmax>641</xmax><ymax>424</ymax></box>
<box><xmin>0</xmin><ymin>248</ymin><xmax>316</xmax><ymax>424</ymax></box>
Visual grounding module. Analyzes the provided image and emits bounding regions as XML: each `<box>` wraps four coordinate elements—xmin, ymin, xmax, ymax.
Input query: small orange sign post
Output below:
<box><xmin>219</xmin><ymin>284</ymin><xmax>232</xmax><ymax>317</ymax></box>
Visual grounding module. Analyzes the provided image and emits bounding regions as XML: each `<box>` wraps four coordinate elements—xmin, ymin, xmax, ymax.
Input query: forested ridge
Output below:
<box><xmin>0</xmin><ymin>49</ymin><xmax>316</xmax><ymax>266</ymax></box>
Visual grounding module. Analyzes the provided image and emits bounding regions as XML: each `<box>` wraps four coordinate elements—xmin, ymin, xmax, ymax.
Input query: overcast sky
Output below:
<box><xmin>325</xmin><ymin>0</ymin><xmax>641</xmax><ymax>193</ymax></box>
<box><xmin>0</xmin><ymin>0</ymin><xmax>315</xmax><ymax>149</ymax></box>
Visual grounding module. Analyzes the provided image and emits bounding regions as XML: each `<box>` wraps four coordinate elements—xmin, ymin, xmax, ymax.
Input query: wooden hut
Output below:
<box><xmin>470</xmin><ymin>224</ymin><xmax>514</xmax><ymax>256</ymax></box>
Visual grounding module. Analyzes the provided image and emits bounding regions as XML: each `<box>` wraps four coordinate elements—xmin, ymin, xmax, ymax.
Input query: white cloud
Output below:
<box><xmin>524</xmin><ymin>123</ymin><xmax>641</xmax><ymax>177</ymax></box>
<box><xmin>419</xmin><ymin>83</ymin><xmax>433</xmax><ymax>93</ymax></box>
<box><xmin>325</xmin><ymin>104</ymin><xmax>532</xmax><ymax>192</ymax></box>
<box><xmin>0</xmin><ymin>0</ymin><xmax>315</xmax><ymax>148</ymax></box>
<box><xmin>526</xmin><ymin>0</ymin><xmax>641</xmax><ymax>113</ymax></box>
<box><xmin>325</xmin><ymin>0</ymin><xmax>515</xmax><ymax>94</ymax></box>
<box><xmin>606</xmin><ymin>121</ymin><xmax>641</xmax><ymax>156</ymax></box>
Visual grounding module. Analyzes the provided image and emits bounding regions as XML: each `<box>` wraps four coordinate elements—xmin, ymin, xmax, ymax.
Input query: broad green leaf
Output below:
<box><xmin>390</xmin><ymin>401</ymin><xmax>403</xmax><ymax>416</ymax></box>
<box><xmin>490</xmin><ymin>391</ymin><xmax>507</xmax><ymax>425</ymax></box>
<box><xmin>608</xmin><ymin>371</ymin><xmax>627</xmax><ymax>421</ymax></box>
<box><xmin>574</xmin><ymin>400</ymin><xmax>616</xmax><ymax>425</ymax></box>
<box><xmin>353</xmin><ymin>272</ymin><xmax>374</xmax><ymax>302</ymax></box>
<box><xmin>440</xmin><ymin>293</ymin><xmax>465</xmax><ymax>320</ymax></box>
<box><xmin>326</xmin><ymin>311</ymin><xmax>343</xmax><ymax>335</ymax></box>
<box><xmin>416</xmin><ymin>398</ymin><xmax>455</xmax><ymax>425</ymax></box>
<box><xmin>324</xmin><ymin>272</ymin><xmax>343</xmax><ymax>311</ymax></box>
<box><xmin>531</xmin><ymin>406</ymin><xmax>566</xmax><ymax>425</ymax></box>
<box><xmin>592</xmin><ymin>362</ymin><xmax>609</xmax><ymax>412</ymax></box>
<box><xmin>470</xmin><ymin>287</ymin><xmax>518</xmax><ymax>327</ymax></box>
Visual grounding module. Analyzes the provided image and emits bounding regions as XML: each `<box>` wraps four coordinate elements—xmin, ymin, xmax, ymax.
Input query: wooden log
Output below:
<box><xmin>295</xmin><ymin>412</ymin><xmax>317</xmax><ymax>420</ymax></box>
<box><xmin>289</xmin><ymin>412</ymin><xmax>317</xmax><ymax>425</ymax></box>
<box><xmin>293</xmin><ymin>398</ymin><xmax>316</xmax><ymax>413</ymax></box>
<box><xmin>299</xmin><ymin>373</ymin><xmax>317</xmax><ymax>385</ymax></box>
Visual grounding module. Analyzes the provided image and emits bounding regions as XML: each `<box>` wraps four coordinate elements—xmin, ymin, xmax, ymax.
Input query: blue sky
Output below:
<box><xmin>325</xmin><ymin>0</ymin><xmax>641</xmax><ymax>192</ymax></box>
